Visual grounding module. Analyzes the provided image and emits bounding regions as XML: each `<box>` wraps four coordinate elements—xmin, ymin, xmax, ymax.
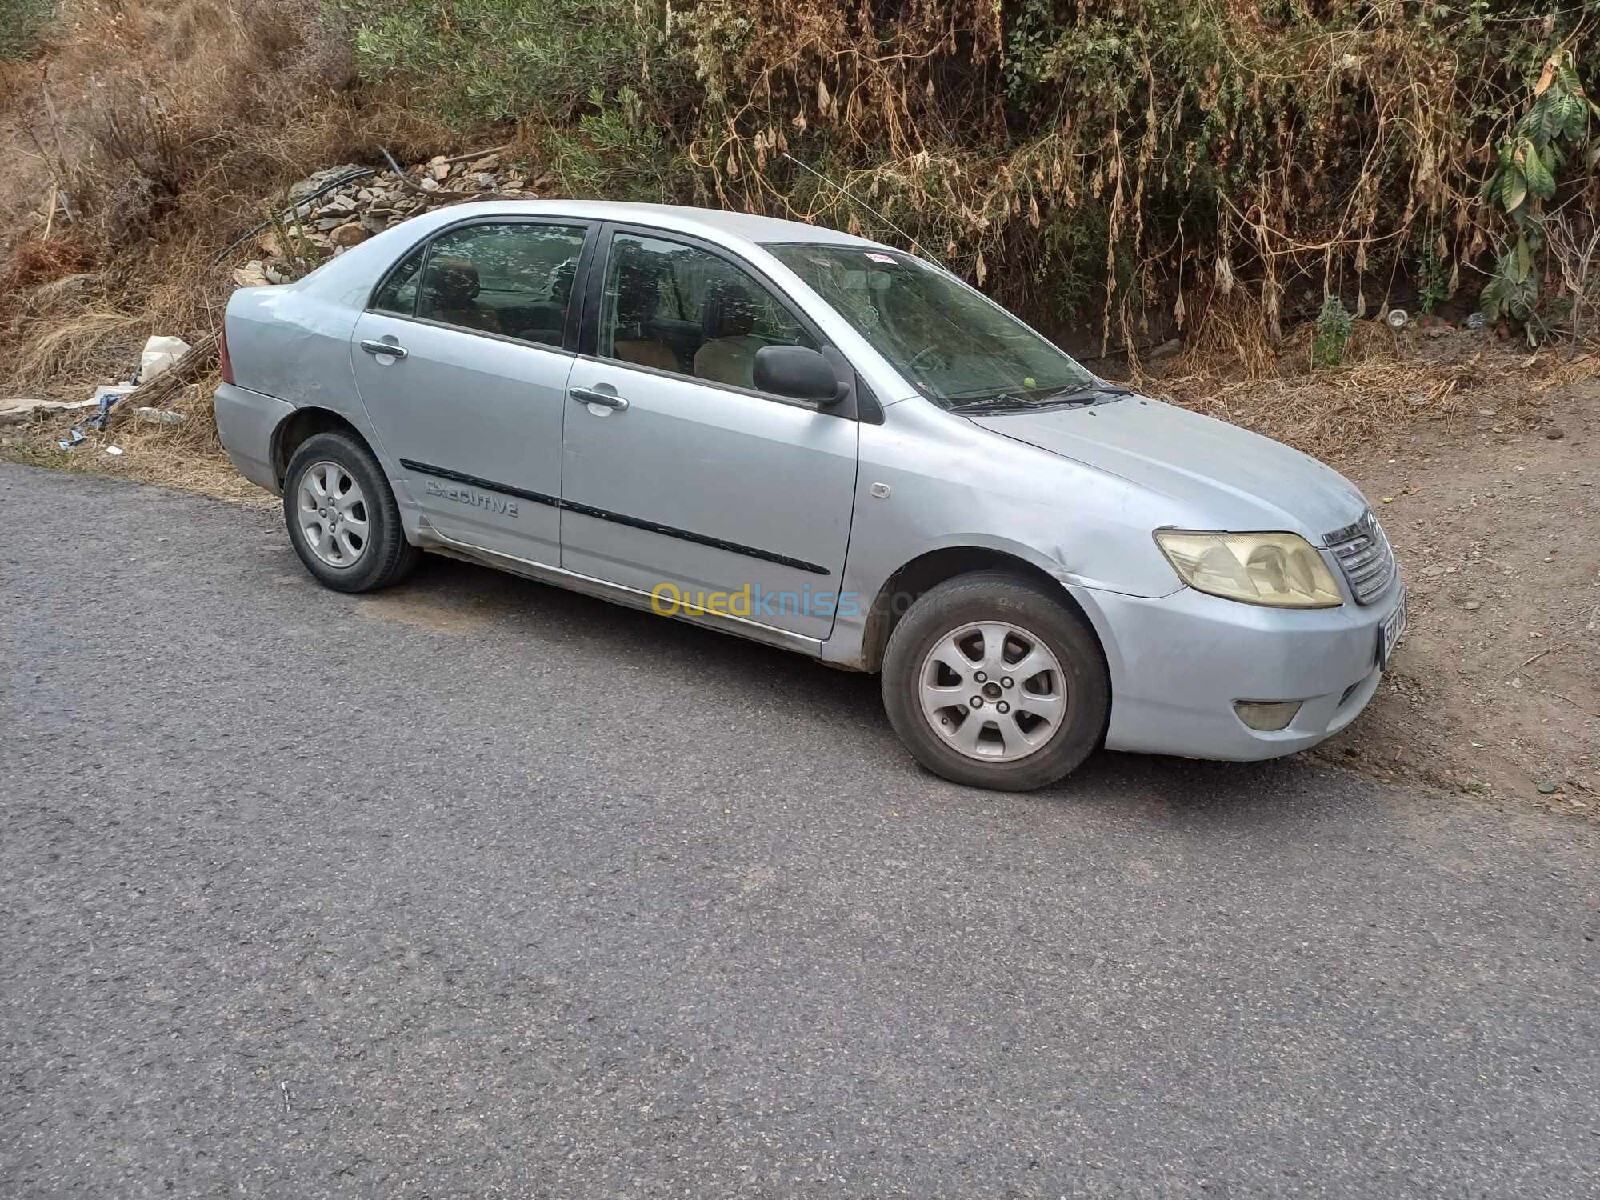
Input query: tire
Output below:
<box><xmin>283</xmin><ymin>431</ymin><xmax>419</xmax><ymax>593</ymax></box>
<box><xmin>881</xmin><ymin>571</ymin><xmax>1110</xmax><ymax>791</ymax></box>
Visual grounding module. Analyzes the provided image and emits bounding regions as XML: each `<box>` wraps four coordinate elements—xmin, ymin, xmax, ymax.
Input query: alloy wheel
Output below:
<box><xmin>296</xmin><ymin>460</ymin><xmax>370</xmax><ymax>568</ymax></box>
<box><xmin>917</xmin><ymin>621</ymin><xmax>1069</xmax><ymax>762</ymax></box>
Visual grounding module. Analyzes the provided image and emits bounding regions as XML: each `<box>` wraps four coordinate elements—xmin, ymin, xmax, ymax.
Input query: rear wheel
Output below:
<box><xmin>882</xmin><ymin>572</ymin><xmax>1109</xmax><ymax>791</ymax></box>
<box><xmin>283</xmin><ymin>431</ymin><xmax>419</xmax><ymax>592</ymax></box>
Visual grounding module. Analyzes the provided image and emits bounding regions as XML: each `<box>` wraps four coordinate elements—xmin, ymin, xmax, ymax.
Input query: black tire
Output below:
<box><xmin>881</xmin><ymin>571</ymin><xmax>1109</xmax><ymax>791</ymax></box>
<box><xmin>283</xmin><ymin>431</ymin><xmax>419</xmax><ymax>593</ymax></box>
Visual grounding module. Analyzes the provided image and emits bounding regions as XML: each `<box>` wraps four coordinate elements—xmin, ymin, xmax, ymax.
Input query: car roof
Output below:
<box><xmin>416</xmin><ymin>199</ymin><xmax>890</xmax><ymax>250</ymax></box>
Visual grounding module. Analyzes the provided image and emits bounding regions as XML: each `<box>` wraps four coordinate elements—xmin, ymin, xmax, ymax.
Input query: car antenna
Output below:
<box><xmin>781</xmin><ymin>152</ymin><xmax>926</xmax><ymax>257</ymax></box>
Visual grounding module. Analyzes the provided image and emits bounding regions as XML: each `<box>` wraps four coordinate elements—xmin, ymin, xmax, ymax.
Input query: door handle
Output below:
<box><xmin>569</xmin><ymin>386</ymin><xmax>629</xmax><ymax>411</ymax></box>
<box><xmin>360</xmin><ymin>339</ymin><xmax>408</xmax><ymax>360</ymax></box>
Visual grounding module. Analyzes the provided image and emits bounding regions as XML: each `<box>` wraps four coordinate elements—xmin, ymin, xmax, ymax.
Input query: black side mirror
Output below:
<box><xmin>753</xmin><ymin>345</ymin><xmax>845</xmax><ymax>406</ymax></box>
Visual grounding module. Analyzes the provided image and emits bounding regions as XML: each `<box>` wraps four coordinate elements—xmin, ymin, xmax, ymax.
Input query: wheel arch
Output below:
<box><xmin>858</xmin><ymin>545</ymin><xmax>1107</xmax><ymax>677</ymax></box>
<box><xmin>271</xmin><ymin>407</ymin><xmax>374</xmax><ymax>489</ymax></box>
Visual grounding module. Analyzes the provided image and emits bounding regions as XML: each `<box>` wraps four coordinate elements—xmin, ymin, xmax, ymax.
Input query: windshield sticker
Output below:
<box><xmin>865</xmin><ymin>252</ymin><xmax>896</xmax><ymax>264</ymax></box>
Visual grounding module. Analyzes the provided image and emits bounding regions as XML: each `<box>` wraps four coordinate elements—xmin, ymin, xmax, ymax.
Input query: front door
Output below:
<box><xmin>559</xmin><ymin>229</ymin><xmax>859</xmax><ymax>641</ymax></box>
<box><xmin>350</xmin><ymin>218</ymin><xmax>591</xmax><ymax>564</ymax></box>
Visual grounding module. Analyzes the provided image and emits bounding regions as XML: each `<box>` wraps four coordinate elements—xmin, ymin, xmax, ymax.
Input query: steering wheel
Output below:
<box><xmin>906</xmin><ymin>345</ymin><xmax>948</xmax><ymax>375</ymax></box>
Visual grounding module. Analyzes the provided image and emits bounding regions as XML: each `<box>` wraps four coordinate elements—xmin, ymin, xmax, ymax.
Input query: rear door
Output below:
<box><xmin>558</xmin><ymin>226</ymin><xmax>860</xmax><ymax>641</ymax></box>
<box><xmin>350</xmin><ymin>217</ymin><xmax>594</xmax><ymax>564</ymax></box>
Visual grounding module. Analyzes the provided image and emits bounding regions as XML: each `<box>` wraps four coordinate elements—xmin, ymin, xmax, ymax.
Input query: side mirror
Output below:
<box><xmin>753</xmin><ymin>345</ymin><xmax>845</xmax><ymax>406</ymax></box>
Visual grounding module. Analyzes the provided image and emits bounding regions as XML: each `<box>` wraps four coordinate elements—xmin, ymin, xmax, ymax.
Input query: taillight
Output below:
<box><xmin>218</xmin><ymin>323</ymin><xmax>235</xmax><ymax>386</ymax></box>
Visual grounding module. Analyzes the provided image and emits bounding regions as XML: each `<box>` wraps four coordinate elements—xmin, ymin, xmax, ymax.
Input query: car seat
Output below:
<box><xmin>421</xmin><ymin>258</ymin><xmax>504</xmax><ymax>336</ymax></box>
<box><xmin>693</xmin><ymin>281</ymin><xmax>768</xmax><ymax>388</ymax></box>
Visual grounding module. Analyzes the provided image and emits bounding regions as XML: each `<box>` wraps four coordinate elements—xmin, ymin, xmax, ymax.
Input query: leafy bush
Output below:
<box><xmin>333</xmin><ymin>0</ymin><xmax>665</xmax><ymax>124</ymax></box>
<box><xmin>1</xmin><ymin>0</ymin><xmax>54</xmax><ymax>59</ymax></box>
<box><xmin>334</xmin><ymin>0</ymin><xmax>1599</xmax><ymax>348</ymax></box>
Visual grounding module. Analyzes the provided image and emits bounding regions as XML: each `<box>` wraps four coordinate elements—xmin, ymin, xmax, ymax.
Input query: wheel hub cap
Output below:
<box><xmin>297</xmin><ymin>460</ymin><xmax>370</xmax><ymax>569</ymax></box>
<box><xmin>917</xmin><ymin>621</ymin><xmax>1069</xmax><ymax>763</ymax></box>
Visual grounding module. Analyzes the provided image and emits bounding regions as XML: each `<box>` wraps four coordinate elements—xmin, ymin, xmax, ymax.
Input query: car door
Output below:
<box><xmin>559</xmin><ymin>226</ymin><xmax>860</xmax><ymax>642</ymax></box>
<box><xmin>349</xmin><ymin>217</ymin><xmax>593</xmax><ymax>565</ymax></box>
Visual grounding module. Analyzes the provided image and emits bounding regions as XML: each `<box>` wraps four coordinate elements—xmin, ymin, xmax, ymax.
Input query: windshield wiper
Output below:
<box><xmin>1039</xmin><ymin>381</ymin><xmax>1133</xmax><ymax>406</ymax></box>
<box><xmin>946</xmin><ymin>392</ymin><xmax>1037</xmax><ymax>414</ymax></box>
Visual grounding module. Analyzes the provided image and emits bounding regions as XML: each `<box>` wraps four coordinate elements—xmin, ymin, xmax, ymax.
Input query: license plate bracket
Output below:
<box><xmin>1377</xmin><ymin>588</ymin><xmax>1407</xmax><ymax>669</ymax></box>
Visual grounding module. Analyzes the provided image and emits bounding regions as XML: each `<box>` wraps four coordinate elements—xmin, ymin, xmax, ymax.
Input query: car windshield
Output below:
<box><xmin>765</xmin><ymin>242</ymin><xmax>1101</xmax><ymax>411</ymax></box>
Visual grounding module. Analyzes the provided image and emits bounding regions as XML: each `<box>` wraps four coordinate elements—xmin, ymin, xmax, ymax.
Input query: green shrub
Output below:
<box><xmin>1</xmin><ymin>0</ymin><xmax>54</xmax><ymax>60</ymax></box>
<box><xmin>332</xmin><ymin>0</ymin><xmax>662</xmax><ymax>124</ymax></box>
<box><xmin>1313</xmin><ymin>297</ymin><xmax>1352</xmax><ymax>369</ymax></box>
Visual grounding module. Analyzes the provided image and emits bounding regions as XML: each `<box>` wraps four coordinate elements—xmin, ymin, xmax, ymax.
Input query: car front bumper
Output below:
<box><xmin>1070</xmin><ymin>580</ymin><xmax>1404</xmax><ymax>762</ymax></box>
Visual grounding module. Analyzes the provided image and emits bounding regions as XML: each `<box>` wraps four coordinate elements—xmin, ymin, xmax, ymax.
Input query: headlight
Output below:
<box><xmin>1154</xmin><ymin>530</ymin><xmax>1344</xmax><ymax>609</ymax></box>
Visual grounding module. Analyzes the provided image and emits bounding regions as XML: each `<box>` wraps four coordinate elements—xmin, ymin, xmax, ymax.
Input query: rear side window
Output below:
<box><xmin>416</xmin><ymin>222</ymin><xmax>587</xmax><ymax>348</ymax></box>
<box><xmin>372</xmin><ymin>245</ymin><xmax>425</xmax><ymax>316</ymax></box>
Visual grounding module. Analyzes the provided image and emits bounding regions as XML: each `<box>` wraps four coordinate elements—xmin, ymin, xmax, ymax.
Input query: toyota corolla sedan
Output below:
<box><xmin>215</xmin><ymin>200</ymin><xmax>1404</xmax><ymax>791</ymax></box>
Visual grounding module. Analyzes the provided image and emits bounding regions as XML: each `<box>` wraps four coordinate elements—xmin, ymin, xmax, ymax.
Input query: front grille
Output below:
<box><xmin>1325</xmin><ymin>510</ymin><xmax>1396</xmax><ymax>605</ymax></box>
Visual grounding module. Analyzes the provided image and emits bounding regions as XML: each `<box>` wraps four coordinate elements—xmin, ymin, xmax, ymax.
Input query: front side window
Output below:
<box><xmin>414</xmin><ymin>222</ymin><xmax>587</xmax><ymax>347</ymax></box>
<box><xmin>599</xmin><ymin>232</ymin><xmax>817</xmax><ymax>391</ymax></box>
<box><xmin>766</xmin><ymin>243</ymin><xmax>1096</xmax><ymax>411</ymax></box>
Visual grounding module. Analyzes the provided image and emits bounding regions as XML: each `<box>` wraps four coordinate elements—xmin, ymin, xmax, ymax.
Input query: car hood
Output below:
<box><xmin>969</xmin><ymin>397</ymin><xmax>1369</xmax><ymax>539</ymax></box>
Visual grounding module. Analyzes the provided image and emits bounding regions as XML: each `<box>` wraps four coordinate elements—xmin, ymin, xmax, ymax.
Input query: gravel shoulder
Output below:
<box><xmin>2</xmin><ymin>462</ymin><xmax>1597</xmax><ymax>1198</ymax></box>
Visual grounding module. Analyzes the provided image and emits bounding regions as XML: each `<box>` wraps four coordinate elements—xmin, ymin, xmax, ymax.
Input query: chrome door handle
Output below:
<box><xmin>570</xmin><ymin>386</ymin><xmax>629</xmax><ymax>411</ymax></box>
<box><xmin>360</xmin><ymin>339</ymin><xmax>408</xmax><ymax>359</ymax></box>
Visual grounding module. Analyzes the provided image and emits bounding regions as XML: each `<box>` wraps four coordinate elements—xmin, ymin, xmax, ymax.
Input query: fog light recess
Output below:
<box><xmin>1233</xmin><ymin>700</ymin><xmax>1304</xmax><ymax>732</ymax></box>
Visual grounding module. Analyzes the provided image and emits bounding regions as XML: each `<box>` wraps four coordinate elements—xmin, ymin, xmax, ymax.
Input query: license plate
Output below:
<box><xmin>1377</xmin><ymin>588</ymin><xmax>1407</xmax><ymax>668</ymax></box>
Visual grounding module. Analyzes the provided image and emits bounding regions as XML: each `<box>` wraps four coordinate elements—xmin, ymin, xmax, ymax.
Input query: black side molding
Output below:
<box><xmin>399</xmin><ymin>459</ymin><xmax>831</xmax><ymax>576</ymax></box>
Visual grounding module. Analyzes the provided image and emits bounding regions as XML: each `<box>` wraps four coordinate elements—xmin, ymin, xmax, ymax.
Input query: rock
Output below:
<box><xmin>469</xmin><ymin>154</ymin><xmax>501</xmax><ymax>171</ymax></box>
<box><xmin>288</xmin><ymin>164</ymin><xmax>366</xmax><ymax>202</ymax></box>
<box><xmin>314</xmin><ymin>216</ymin><xmax>346</xmax><ymax>231</ymax></box>
<box><xmin>135</xmin><ymin>407</ymin><xmax>185</xmax><ymax>426</ymax></box>
<box><xmin>1462</xmin><ymin>600</ymin><xmax>1481</xmax><ymax>611</ymax></box>
<box><xmin>1536</xmin><ymin>781</ymin><xmax>1559</xmax><ymax>795</ymax></box>
<box><xmin>1148</xmin><ymin>338</ymin><xmax>1182</xmax><ymax>360</ymax></box>
<box><xmin>330</xmin><ymin>221</ymin><xmax>371</xmax><ymax>248</ymax></box>
<box><xmin>1546</xmin><ymin>428</ymin><xmax>1565</xmax><ymax>440</ymax></box>
<box><xmin>431</xmin><ymin>160</ymin><xmax>452</xmax><ymax>182</ymax></box>
<box><xmin>0</xmin><ymin>397</ymin><xmax>64</xmax><ymax>426</ymax></box>
<box><xmin>419</xmin><ymin>177</ymin><xmax>440</xmax><ymax>193</ymax></box>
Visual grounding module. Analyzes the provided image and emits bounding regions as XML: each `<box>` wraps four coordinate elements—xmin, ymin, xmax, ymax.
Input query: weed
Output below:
<box><xmin>1313</xmin><ymin>297</ymin><xmax>1352</xmax><ymax>369</ymax></box>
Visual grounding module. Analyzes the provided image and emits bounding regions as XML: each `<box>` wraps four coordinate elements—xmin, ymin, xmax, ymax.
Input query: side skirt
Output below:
<box><xmin>415</xmin><ymin>522</ymin><xmax>825</xmax><ymax>659</ymax></box>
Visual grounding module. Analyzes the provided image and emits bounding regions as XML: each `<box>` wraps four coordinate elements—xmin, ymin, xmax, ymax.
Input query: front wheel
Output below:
<box><xmin>283</xmin><ymin>431</ymin><xmax>419</xmax><ymax>593</ymax></box>
<box><xmin>881</xmin><ymin>572</ymin><xmax>1109</xmax><ymax>791</ymax></box>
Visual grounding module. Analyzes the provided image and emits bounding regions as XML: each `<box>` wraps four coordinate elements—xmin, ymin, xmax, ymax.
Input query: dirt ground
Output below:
<box><xmin>1312</xmin><ymin>375</ymin><xmax>1598</xmax><ymax>814</ymax></box>
<box><xmin>2</xmin><ymin>339</ymin><xmax>1595</xmax><ymax>815</ymax></box>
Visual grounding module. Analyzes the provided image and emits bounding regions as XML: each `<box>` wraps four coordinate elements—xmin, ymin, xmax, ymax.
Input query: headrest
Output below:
<box><xmin>703</xmin><ymin>279</ymin><xmax>757</xmax><ymax>337</ymax></box>
<box><xmin>428</xmin><ymin>257</ymin><xmax>481</xmax><ymax>305</ymax></box>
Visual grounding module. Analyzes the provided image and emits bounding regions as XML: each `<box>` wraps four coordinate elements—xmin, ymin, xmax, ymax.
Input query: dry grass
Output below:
<box><xmin>0</xmin><ymin>0</ymin><xmax>458</xmax><ymax>403</ymax></box>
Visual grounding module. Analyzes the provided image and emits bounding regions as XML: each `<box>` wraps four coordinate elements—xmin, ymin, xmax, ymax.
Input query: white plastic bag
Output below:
<box><xmin>139</xmin><ymin>335</ymin><xmax>192</xmax><ymax>383</ymax></box>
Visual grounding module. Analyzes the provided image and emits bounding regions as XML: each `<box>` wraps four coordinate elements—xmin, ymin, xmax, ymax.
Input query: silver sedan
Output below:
<box><xmin>215</xmin><ymin>200</ymin><xmax>1404</xmax><ymax>790</ymax></box>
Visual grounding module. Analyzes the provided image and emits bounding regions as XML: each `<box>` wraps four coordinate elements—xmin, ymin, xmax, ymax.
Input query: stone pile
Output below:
<box><xmin>233</xmin><ymin>150</ymin><xmax>542</xmax><ymax>287</ymax></box>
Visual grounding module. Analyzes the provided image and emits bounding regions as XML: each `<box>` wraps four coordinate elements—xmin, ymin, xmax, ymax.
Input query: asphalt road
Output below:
<box><xmin>2</xmin><ymin>462</ymin><xmax>1597</xmax><ymax>1198</ymax></box>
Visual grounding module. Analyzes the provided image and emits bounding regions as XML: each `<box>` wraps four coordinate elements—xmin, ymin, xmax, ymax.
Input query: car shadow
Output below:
<box><xmin>355</xmin><ymin>553</ymin><xmax>1385</xmax><ymax>817</ymax></box>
